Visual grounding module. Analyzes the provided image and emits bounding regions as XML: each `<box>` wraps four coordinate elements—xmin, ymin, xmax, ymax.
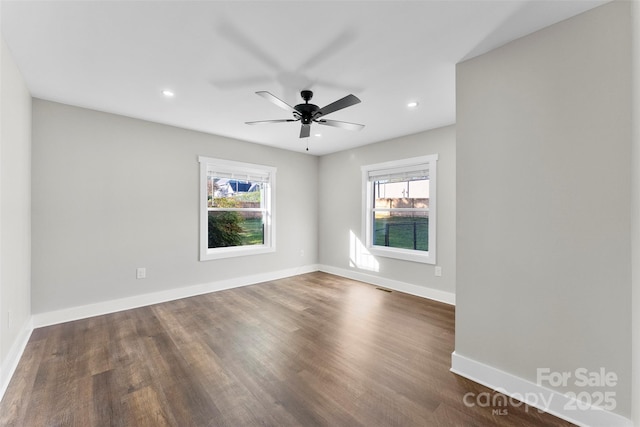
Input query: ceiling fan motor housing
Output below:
<box><xmin>295</xmin><ymin>91</ymin><xmax>319</xmax><ymax>124</ymax></box>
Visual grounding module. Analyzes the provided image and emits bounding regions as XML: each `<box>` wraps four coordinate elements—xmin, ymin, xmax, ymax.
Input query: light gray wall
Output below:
<box><xmin>31</xmin><ymin>100</ymin><xmax>318</xmax><ymax>314</ymax></box>
<box><xmin>456</xmin><ymin>1</ymin><xmax>631</xmax><ymax>418</ymax></box>
<box><xmin>318</xmin><ymin>125</ymin><xmax>455</xmax><ymax>296</ymax></box>
<box><xmin>631</xmin><ymin>1</ymin><xmax>640</xmax><ymax>424</ymax></box>
<box><xmin>0</xmin><ymin>37</ymin><xmax>31</xmax><ymax>371</ymax></box>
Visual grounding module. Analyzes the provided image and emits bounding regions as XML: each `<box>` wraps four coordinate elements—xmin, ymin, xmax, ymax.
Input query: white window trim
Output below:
<box><xmin>199</xmin><ymin>156</ymin><xmax>276</xmax><ymax>261</ymax></box>
<box><xmin>361</xmin><ymin>154</ymin><xmax>437</xmax><ymax>264</ymax></box>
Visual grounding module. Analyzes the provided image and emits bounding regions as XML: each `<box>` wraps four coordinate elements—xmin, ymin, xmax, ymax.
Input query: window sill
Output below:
<box><xmin>368</xmin><ymin>246</ymin><xmax>435</xmax><ymax>264</ymax></box>
<box><xmin>200</xmin><ymin>245</ymin><xmax>275</xmax><ymax>261</ymax></box>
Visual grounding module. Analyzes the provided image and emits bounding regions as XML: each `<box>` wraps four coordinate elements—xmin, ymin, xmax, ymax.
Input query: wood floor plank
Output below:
<box><xmin>0</xmin><ymin>272</ymin><xmax>575</xmax><ymax>426</ymax></box>
<box><xmin>0</xmin><ymin>338</ymin><xmax>47</xmax><ymax>427</ymax></box>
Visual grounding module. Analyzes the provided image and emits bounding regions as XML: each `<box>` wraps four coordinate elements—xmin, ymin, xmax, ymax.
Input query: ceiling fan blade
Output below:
<box><xmin>245</xmin><ymin>119</ymin><xmax>296</xmax><ymax>125</ymax></box>
<box><xmin>316</xmin><ymin>119</ymin><xmax>364</xmax><ymax>131</ymax></box>
<box><xmin>300</xmin><ymin>123</ymin><xmax>311</xmax><ymax>138</ymax></box>
<box><xmin>256</xmin><ymin>91</ymin><xmax>296</xmax><ymax>114</ymax></box>
<box><xmin>315</xmin><ymin>94</ymin><xmax>361</xmax><ymax>118</ymax></box>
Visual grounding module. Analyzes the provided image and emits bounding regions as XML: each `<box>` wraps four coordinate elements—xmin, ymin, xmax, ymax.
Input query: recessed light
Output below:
<box><xmin>314</xmin><ymin>133</ymin><xmax>322</xmax><ymax>138</ymax></box>
<box><xmin>161</xmin><ymin>90</ymin><xmax>175</xmax><ymax>98</ymax></box>
<box><xmin>407</xmin><ymin>101</ymin><xmax>419</xmax><ymax>108</ymax></box>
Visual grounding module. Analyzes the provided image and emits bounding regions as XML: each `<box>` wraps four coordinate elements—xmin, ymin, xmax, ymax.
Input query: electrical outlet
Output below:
<box><xmin>300</xmin><ymin>249</ymin><xmax>304</xmax><ymax>257</ymax></box>
<box><xmin>136</xmin><ymin>267</ymin><xmax>146</xmax><ymax>279</ymax></box>
<box><xmin>435</xmin><ymin>266</ymin><xmax>442</xmax><ymax>277</ymax></box>
<box><xmin>7</xmin><ymin>311</ymin><xmax>12</xmax><ymax>330</ymax></box>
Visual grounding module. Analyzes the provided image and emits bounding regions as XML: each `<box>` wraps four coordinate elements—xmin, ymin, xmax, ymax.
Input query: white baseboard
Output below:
<box><xmin>318</xmin><ymin>264</ymin><xmax>455</xmax><ymax>305</ymax></box>
<box><xmin>32</xmin><ymin>264</ymin><xmax>454</xmax><ymax>328</ymax></box>
<box><xmin>32</xmin><ymin>264</ymin><xmax>320</xmax><ymax>328</ymax></box>
<box><xmin>450</xmin><ymin>351</ymin><xmax>633</xmax><ymax>427</ymax></box>
<box><xmin>0</xmin><ymin>317</ymin><xmax>34</xmax><ymax>403</ymax></box>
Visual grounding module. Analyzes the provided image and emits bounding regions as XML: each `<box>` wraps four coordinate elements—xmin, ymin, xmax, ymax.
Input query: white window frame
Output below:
<box><xmin>199</xmin><ymin>156</ymin><xmax>276</xmax><ymax>261</ymax></box>
<box><xmin>361</xmin><ymin>154</ymin><xmax>437</xmax><ymax>264</ymax></box>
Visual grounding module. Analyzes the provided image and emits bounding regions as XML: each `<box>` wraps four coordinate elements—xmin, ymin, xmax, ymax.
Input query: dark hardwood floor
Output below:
<box><xmin>0</xmin><ymin>272</ymin><xmax>574</xmax><ymax>426</ymax></box>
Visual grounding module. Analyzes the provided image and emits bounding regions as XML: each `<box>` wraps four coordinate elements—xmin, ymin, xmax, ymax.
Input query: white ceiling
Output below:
<box><xmin>1</xmin><ymin>0</ymin><xmax>608</xmax><ymax>156</ymax></box>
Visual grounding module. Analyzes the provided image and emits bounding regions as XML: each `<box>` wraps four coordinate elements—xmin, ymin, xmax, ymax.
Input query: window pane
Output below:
<box><xmin>372</xmin><ymin>211</ymin><xmax>429</xmax><ymax>251</ymax></box>
<box><xmin>373</xmin><ymin>178</ymin><xmax>429</xmax><ymax>206</ymax></box>
<box><xmin>208</xmin><ymin>177</ymin><xmax>263</xmax><ymax>208</ymax></box>
<box><xmin>208</xmin><ymin>211</ymin><xmax>264</xmax><ymax>248</ymax></box>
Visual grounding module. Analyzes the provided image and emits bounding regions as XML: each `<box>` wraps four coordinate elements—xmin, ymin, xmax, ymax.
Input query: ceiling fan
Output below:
<box><xmin>246</xmin><ymin>90</ymin><xmax>364</xmax><ymax>138</ymax></box>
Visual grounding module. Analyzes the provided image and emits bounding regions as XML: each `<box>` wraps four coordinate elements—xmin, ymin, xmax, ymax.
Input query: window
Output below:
<box><xmin>362</xmin><ymin>154</ymin><xmax>437</xmax><ymax>264</ymax></box>
<box><xmin>199</xmin><ymin>156</ymin><xmax>276</xmax><ymax>260</ymax></box>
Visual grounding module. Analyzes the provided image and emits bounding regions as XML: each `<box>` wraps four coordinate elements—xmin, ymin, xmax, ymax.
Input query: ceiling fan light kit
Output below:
<box><xmin>246</xmin><ymin>90</ymin><xmax>364</xmax><ymax>148</ymax></box>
